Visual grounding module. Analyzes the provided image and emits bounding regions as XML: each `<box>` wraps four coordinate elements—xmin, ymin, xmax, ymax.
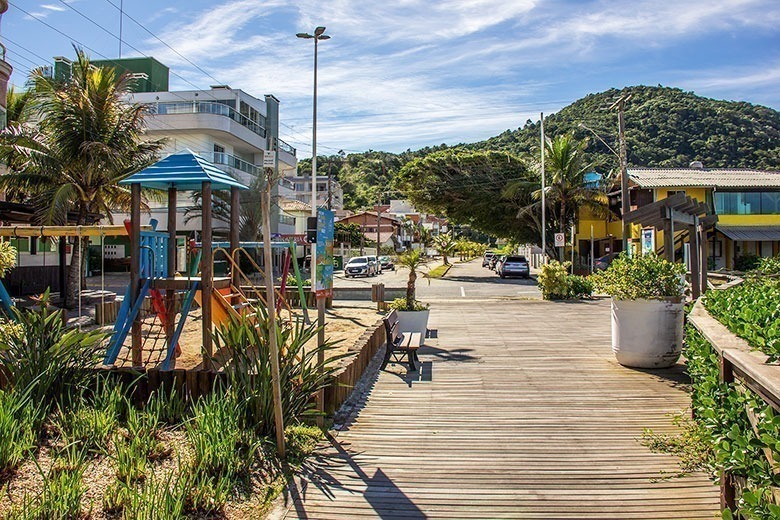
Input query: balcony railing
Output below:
<box><xmin>150</xmin><ymin>101</ymin><xmax>266</xmax><ymax>138</ymax></box>
<box><xmin>198</xmin><ymin>151</ymin><xmax>260</xmax><ymax>177</ymax></box>
<box><xmin>277</xmin><ymin>138</ymin><xmax>296</xmax><ymax>157</ymax></box>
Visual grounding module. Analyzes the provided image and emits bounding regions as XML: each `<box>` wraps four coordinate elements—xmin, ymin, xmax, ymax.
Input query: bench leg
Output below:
<box><xmin>408</xmin><ymin>350</ymin><xmax>416</xmax><ymax>372</ymax></box>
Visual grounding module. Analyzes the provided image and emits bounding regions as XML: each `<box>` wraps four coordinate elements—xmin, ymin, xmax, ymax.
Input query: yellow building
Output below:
<box><xmin>576</xmin><ymin>164</ymin><xmax>780</xmax><ymax>269</ymax></box>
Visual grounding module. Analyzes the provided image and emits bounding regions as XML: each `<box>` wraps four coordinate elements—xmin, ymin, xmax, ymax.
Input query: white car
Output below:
<box><xmin>344</xmin><ymin>256</ymin><xmax>377</xmax><ymax>278</ymax></box>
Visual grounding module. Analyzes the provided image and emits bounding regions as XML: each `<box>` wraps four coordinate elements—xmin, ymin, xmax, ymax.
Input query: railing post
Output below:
<box><xmin>719</xmin><ymin>354</ymin><xmax>737</xmax><ymax>512</ymax></box>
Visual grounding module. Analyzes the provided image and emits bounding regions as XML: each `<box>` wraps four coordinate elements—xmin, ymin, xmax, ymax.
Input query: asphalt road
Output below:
<box><xmin>335</xmin><ymin>258</ymin><xmax>541</xmax><ymax>301</ymax></box>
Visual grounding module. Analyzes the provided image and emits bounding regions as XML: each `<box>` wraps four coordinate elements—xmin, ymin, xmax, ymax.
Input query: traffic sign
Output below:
<box><xmin>554</xmin><ymin>233</ymin><xmax>565</xmax><ymax>247</ymax></box>
<box><xmin>263</xmin><ymin>150</ymin><xmax>276</xmax><ymax>168</ymax></box>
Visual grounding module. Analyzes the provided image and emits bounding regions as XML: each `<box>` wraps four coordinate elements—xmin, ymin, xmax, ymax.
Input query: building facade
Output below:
<box><xmin>576</xmin><ymin>164</ymin><xmax>780</xmax><ymax>269</ymax></box>
<box><xmin>287</xmin><ymin>174</ymin><xmax>344</xmax><ymax>211</ymax></box>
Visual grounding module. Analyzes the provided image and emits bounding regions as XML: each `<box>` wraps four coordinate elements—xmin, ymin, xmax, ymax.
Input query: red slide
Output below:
<box><xmin>150</xmin><ymin>289</ymin><xmax>181</xmax><ymax>357</ymax></box>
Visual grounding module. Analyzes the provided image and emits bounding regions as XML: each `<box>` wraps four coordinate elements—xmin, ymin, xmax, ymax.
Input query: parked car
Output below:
<box><xmin>482</xmin><ymin>251</ymin><xmax>495</xmax><ymax>268</ymax></box>
<box><xmin>594</xmin><ymin>252</ymin><xmax>620</xmax><ymax>271</ymax></box>
<box><xmin>379</xmin><ymin>255</ymin><xmax>395</xmax><ymax>271</ymax></box>
<box><xmin>344</xmin><ymin>256</ymin><xmax>376</xmax><ymax>277</ymax></box>
<box><xmin>366</xmin><ymin>255</ymin><xmax>382</xmax><ymax>274</ymax></box>
<box><xmin>499</xmin><ymin>255</ymin><xmax>530</xmax><ymax>279</ymax></box>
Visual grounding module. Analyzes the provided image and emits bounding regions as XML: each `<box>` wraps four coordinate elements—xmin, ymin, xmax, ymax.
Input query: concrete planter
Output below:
<box><xmin>397</xmin><ymin>309</ymin><xmax>430</xmax><ymax>338</ymax></box>
<box><xmin>611</xmin><ymin>298</ymin><xmax>683</xmax><ymax>368</ymax></box>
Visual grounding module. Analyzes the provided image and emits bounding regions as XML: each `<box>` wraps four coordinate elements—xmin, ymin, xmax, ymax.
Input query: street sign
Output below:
<box><xmin>263</xmin><ymin>150</ymin><xmax>276</xmax><ymax>168</ymax></box>
<box><xmin>315</xmin><ymin>209</ymin><xmax>334</xmax><ymax>299</ymax></box>
<box><xmin>554</xmin><ymin>233</ymin><xmax>565</xmax><ymax>247</ymax></box>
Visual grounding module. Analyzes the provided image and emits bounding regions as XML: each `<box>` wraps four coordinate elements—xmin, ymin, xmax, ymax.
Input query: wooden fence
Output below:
<box><xmin>99</xmin><ymin>318</ymin><xmax>387</xmax><ymax>412</ymax></box>
<box><xmin>688</xmin><ymin>299</ymin><xmax>780</xmax><ymax>511</ymax></box>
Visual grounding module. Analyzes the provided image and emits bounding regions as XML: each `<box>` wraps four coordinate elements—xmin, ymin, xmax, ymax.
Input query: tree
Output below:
<box><xmin>396</xmin><ymin>249</ymin><xmax>427</xmax><ymax>310</ymax></box>
<box><xmin>0</xmin><ymin>49</ymin><xmax>164</xmax><ymax>307</ymax></box>
<box><xmin>432</xmin><ymin>232</ymin><xmax>457</xmax><ymax>265</ymax></box>
<box><xmin>397</xmin><ymin>149</ymin><xmax>537</xmax><ymax>242</ymax></box>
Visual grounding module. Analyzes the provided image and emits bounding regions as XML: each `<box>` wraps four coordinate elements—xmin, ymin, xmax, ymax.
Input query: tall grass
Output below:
<box><xmin>214</xmin><ymin>306</ymin><xmax>346</xmax><ymax>436</ymax></box>
<box><xmin>0</xmin><ymin>389</ymin><xmax>38</xmax><ymax>475</ymax></box>
<box><xmin>0</xmin><ymin>291</ymin><xmax>107</xmax><ymax>412</ymax></box>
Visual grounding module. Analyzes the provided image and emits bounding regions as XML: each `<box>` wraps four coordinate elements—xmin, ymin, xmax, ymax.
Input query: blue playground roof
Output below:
<box><xmin>120</xmin><ymin>150</ymin><xmax>250</xmax><ymax>191</ymax></box>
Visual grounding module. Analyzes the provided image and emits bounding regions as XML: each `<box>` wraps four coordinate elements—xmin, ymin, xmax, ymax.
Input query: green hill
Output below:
<box><xmin>471</xmin><ymin>85</ymin><xmax>780</xmax><ymax>173</ymax></box>
<box><xmin>303</xmin><ymin>86</ymin><xmax>780</xmax><ymax>211</ymax></box>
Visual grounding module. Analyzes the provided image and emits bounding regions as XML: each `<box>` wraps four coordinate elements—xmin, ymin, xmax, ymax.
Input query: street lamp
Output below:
<box><xmin>297</xmin><ymin>26</ymin><xmax>329</xmax><ymax>278</ymax></box>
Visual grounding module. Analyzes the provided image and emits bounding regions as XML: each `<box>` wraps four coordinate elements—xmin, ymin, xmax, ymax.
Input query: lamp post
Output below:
<box><xmin>297</xmin><ymin>25</ymin><xmax>330</xmax><ymax>428</ymax></box>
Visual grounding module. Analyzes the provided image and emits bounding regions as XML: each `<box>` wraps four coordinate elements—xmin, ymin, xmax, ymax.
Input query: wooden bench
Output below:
<box><xmin>382</xmin><ymin>310</ymin><xmax>423</xmax><ymax>371</ymax></box>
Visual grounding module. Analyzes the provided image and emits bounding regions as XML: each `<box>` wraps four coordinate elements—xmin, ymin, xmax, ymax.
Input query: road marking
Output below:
<box><xmin>460</xmin><ymin>287</ymin><xmax>466</xmax><ymax>297</ymax></box>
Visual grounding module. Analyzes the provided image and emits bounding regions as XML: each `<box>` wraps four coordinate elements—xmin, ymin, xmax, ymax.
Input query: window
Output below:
<box><xmin>712</xmin><ymin>239</ymin><xmax>723</xmax><ymax>258</ymax></box>
<box><xmin>666</xmin><ymin>190</ymin><xmax>685</xmax><ymax>198</ymax></box>
<box><xmin>714</xmin><ymin>191</ymin><xmax>780</xmax><ymax>215</ymax></box>
<box><xmin>213</xmin><ymin>144</ymin><xmax>225</xmax><ymax>153</ymax></box>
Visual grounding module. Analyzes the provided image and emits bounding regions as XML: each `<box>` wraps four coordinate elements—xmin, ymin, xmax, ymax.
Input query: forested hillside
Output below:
<box><xmin>300</xmin><ymin>86</ymin><xmax>780</xmax><ymax>211</ymax></box>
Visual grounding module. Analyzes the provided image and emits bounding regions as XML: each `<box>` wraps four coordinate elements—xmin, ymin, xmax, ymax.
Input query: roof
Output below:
<box><xmin>628</xmin><ymin>168</ymin><xmax>780</xmax><ymax>189</ymax></box>
<box><xmin>717</xmin><ymin>225</ymin><xmax>780</xmax><ymax>241</ymax></box>
<box><xmin>120</xmin><ymin>150</ymin><xmax>249</xmax><ymax>191</ymax></box>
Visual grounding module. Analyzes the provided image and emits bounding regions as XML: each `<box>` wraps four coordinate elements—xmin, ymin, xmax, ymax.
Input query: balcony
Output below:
<box><xmin>278</xmin><ymin>138</ymin><xmax>296</xmax><ymax>157</ymax></box>
<box><xmin>198</xmin><ymin>151</ymin><xmax>260</xmax><ymax>178</ymax></box>
<box><xmin>150</xmin><ymin>101</ymin><xmax>266</xmax><ymax>138</ymax></box>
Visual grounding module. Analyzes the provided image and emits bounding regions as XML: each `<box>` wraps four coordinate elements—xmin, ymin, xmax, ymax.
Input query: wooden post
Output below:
<box><xmin>262</xmin><ymin>179</ymin><xmax>285</xmax><ymax>457</ymax></box>
<box><xmin>201</xmin><ymin>181</ymin><xmax>213</xmax><ymax>362</ymax></box>
<box><xmin>58</xmin><ymin>236</ymin><xmax>67</xmax><ymax>298</ymax></box>
<box><xmin>663</xmin><ymin>216</ymin><xmax>674</xmax><ymax>262</ymax></box>
<box><xmin>130</xmin><ymin>183</ymin><xmax>142</xmax><ymax>367</ymax></box>
<box><xmin>317</xmin><ymin>296</ymin><xmax>325</xmax><ymax>427</ymax></box>
<box><xmin>230</xmin><ymin>186</ymin><xmax>240</xmax><ymax>290</ymax></box>
<box><xmin>719</xmin><ymin>355</ymin><xmax>737</xmax><ymax>511</ymax></box>
<box><xmin>689</xmin><ymin>222</ymin><xmax>700</xmax><ymax>299</ymax></box>
<box><xmin>166</xmin><ymin>187</ymin><xmax>177</xmax><ymax>353</ymax></box>
<box><xmin>700</xmin><ymin>225</ymin><xmax>709</xmax><ymax>294</ymax></box>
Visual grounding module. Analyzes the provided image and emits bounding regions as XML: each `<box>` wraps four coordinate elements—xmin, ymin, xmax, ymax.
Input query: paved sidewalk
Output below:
<box><xmin>278</xmin><ymin>299</ymin><xmax>718</xmax><ymax>519</ymax></box>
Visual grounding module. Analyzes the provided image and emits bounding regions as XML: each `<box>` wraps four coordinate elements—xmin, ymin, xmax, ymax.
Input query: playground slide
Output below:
<box><xmin>194</xmin><ymin>288</ymin><xmax>245</xmax><ymax>329</ymax></box>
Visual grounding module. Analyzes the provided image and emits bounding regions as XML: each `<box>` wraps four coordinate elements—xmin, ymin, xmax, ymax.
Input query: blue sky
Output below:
<box><xmin>6</xmin><ymin>0</ymin><xmax>780</xmax><ymax>158</ymax></box>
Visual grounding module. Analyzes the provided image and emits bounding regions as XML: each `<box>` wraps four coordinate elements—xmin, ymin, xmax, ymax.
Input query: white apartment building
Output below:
<box><xmin>125</xmin><ymin>87</ymin><xmax>299</xmax><ymax>236</ymax></box>
<box><xmin>287</xmin><ymin>174</ymin><xmax>345</xmax><ymax>211</ymax></box>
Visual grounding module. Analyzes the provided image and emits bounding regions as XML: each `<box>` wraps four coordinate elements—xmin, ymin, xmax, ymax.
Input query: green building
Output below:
<box><xmin>52</xmin><ymin>56</ymin><xmax>169</xmax><ymax>92</ymax></box>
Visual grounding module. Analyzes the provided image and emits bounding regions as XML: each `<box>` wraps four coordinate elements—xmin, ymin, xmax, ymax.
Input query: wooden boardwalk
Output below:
<box><xmin>279</xmin><ymin>299</ymin><xmax>719</xmax><ymax>519</ymax></box>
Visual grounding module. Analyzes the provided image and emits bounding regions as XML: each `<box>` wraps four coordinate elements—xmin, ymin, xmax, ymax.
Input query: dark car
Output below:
<box><xmin>499</xmin><ymin>255</ymin><xmax>530</xmax><ymax>279</ymax></box>
<box><xmin>594</xmin><ymin>253</ymin><xmax>619</xmax><ymax>271</ymax></box>
<box><xmin>482</xmin><ymin>251</ymin><xmax>495</xmax><ymax>268</ymax></box>
<box><xmin>379</xmin><ymin>255</ymin><xmax>395</xmax><ymax>270</ymax></box>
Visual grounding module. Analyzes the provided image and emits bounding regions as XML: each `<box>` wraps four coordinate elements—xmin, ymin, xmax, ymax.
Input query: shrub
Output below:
<box><xmin>285</xmin><ymin>424</ymin><xmax>324</xmax><ymax>466</ymax></box>
<box><xmin>388</xmin><ymin>297</ymin><xmax>429</xmax><ymax>311</ymax></box>
<box><xmin>0</xmin><ymin>390</ymin><xmax>38</xmax><ymax>475</ymax></box>
<box><xmin>735</xmin><ymin>253</ymin><xmax>761</xmax><ymax>272</ymax></box>
<box><xmin>114</xmin><ymin>435</ymin><xmax>148</xmax><ymax>484</ymax></box>
<box><xmin>8</xmin><ymin>460</ymin><xmax>87</xmax><ymax>519</ymax></box>
<box><xmin>120</xmin><ymin>470</ymin><xmax>188</xmax><ymax>519</ymax></box>
<box><xmin>704</xmin><ymin>279</ymin><xmax>780</xmax><ymax>361</ymax></box>
<box><xmin>537</xmin><ymin>261</ymin><xmax>592</xmax><ymax>300</ymax></box>
<box><xmin>592</xmin><ymin>253</ymin><xmax>685</xmax><ymax>300</ymax></box>
<box><xmin>0</xmin><ymin>241</ymin><xmax>17</xmax><ymax>277</ymax></box>
<box><xmin>0</xmin><ymin>291</ymin><xmax>107</xmax><ymax>412</ymax></box>
<box><xmin>214</xmin><ymin>306</ymin><xmax>347</xmax><ymax>437</ymax></box>
<box><xmin>751</xmin><ymin>255</ymin><xmax>780</xmax><ymax>275</ymax></box>
<box><xmin>145</xmin><ymin>387</ymin><xmax>188</xmax><ymax>426</ymax></box>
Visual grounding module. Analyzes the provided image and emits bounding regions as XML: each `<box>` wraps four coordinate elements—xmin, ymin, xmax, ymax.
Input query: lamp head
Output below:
<box><xmin>314</xmin><ymin>26</ymin><xmax>326</xmax><ymax>36</ymax></box>
<box><xmin>318</xmin><ymin>35</ymin><xmax>331</xmax><ymax>40</ymax></box>
<box><xmin>296</xmin><ymin>32</ymin><xmax>313</xmax><ymax>39</ymax></box>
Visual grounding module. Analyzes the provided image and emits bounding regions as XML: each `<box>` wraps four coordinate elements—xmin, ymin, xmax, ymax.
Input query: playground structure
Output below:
<box><xmin>0</xmin><ymin>150</ymin><xmax>310</xmax><ymax>371</ymax></box>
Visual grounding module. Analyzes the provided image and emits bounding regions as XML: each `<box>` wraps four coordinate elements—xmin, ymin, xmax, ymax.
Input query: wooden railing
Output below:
<box><xmin>688</xmin><ymin>299</ymin><xmax>780</xmax><ymax>510</ymax></box>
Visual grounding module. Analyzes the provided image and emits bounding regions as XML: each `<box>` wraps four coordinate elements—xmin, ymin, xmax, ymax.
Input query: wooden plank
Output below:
<box><xmin>282</xmin><ymin>299</ymin><xmax>719</xmax><ymax>518</ymax></box>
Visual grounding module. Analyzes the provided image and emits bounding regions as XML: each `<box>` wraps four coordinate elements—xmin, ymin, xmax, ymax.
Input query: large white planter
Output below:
<box><xmin>611</xmin><ymin>298</ymin><xmax>683</xmax><ymax>369</ymax></box>
<box><xmin>397</xmin><ymin>310</ymin><xmax>430</xmax><ymax>339</ymax></box>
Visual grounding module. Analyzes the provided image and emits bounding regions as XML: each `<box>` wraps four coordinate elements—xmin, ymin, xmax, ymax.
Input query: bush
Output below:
<box><xmin>537</xmin><ymin>261</ymin><xmax>592</xmax><ymax>300</ymax></box>
<box><xmin>751</xmin><ymin>255</ymin><xmax>780</xmax><ymax>275</ymax></box>
<box><xmin>592</xmin><ymin>253</ymin><xmax>685</xmax><ymax>300</ymax></box>
<box><xmin>214</xmin><ymin>307</ymin><xmax>347</xmax><ymax>437</ymax></box>
<box><xmin>285</xmin><ymin>424</ymin><xmax>324</xmax><ymax>466</ymax></box>
<box><xmin>388</xmin><ymin>297</ymin><xmax>429</xmax><ymax>311</ymax></box>
<box><xmin>735</xmin><ymin>253</ymin><xmax>760</xmax><ymax>272</ymax></box>
<box><xmin>55</xmin><ymin>405</ymin><xmax>116</xmax><ymax>456</ymax></box>
<box><xmin>0</xmin><ymin>291</ymin><xmax>107</xmax><ymax>412</ymax></box>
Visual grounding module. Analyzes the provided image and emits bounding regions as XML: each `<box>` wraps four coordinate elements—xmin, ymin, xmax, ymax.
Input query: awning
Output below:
<box><xmin>120</xmin><ymin>150</ymin><xmax>249</xmax><ymax>191</ymax></box>
<box><xmin>717</xmin><ymin>226</ymin><xmax>780</xmax><ymax>241</ymax></box>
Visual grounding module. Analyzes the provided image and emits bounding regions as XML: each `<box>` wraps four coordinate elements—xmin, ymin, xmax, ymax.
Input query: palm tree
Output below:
<box><xmin>505</xmin><ymin>133</ymin><xmax>608</xmax><ymax>259</ymax></box>
<box><xmin>396</xmin><ymin>249</ymin><xmax>427</xmax><ymax>310</ymax></box>
<box><xmin>0</xmin><ymin>50</ymin><xmax>165</xmax><ymax>307</ymax></box>
<box><xmin>433</xmin><ymin>232</ymin><xmax>457</xmax><ymax>265</ymax></box>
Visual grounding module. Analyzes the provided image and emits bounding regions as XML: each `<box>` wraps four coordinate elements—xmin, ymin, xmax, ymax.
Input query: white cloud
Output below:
<box><xmin>143</xmin><ymin>0</ymin><xmax>780</xmax><ymax>155</ymax></box>
<box><xmin>40</xmin><ymin>4</ymin><xmax>67</xmax><ymax>12</ymax></box>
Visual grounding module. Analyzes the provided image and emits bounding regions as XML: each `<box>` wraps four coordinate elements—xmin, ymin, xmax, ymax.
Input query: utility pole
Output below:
<box><xmin>360</xmin><ymin>211</ymin><xmax>366</xmax><ymax>255</ymax></box>
<box><xmin>610</xmin><ymin>94</ymin><xmax>631</xmax><ymax>253</ymax></box>
<box><xmin>540</xmin><ymin>112</ymin><xmax>547</xmax><ymax>262</ymax></box>
<box><xmin>376</xmin><ymin>194</ymin><xmax>382</xmax><ymax>260</ymax></box>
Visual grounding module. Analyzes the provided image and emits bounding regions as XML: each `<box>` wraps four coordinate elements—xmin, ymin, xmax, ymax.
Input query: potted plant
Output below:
<box><xmin>389</xmin><ymin>249</ymin><xmax>430</xmax><ymax>337</ymax></box>
<box><xmin>592</xmin><ymin>253</ymin><xmax>686</xmax><ymax>369</ymax></box>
